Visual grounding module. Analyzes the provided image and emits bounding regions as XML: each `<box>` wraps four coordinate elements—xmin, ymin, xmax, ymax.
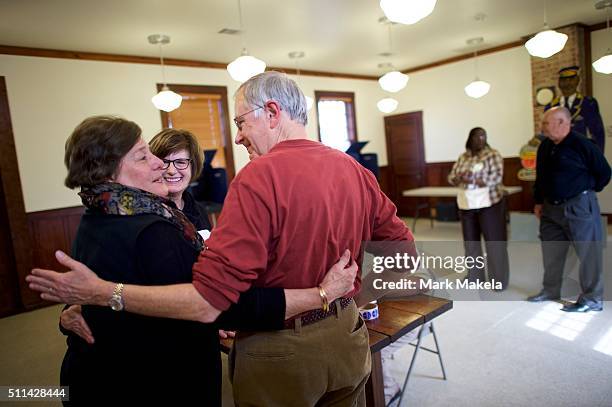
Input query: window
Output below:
<box><xmin>315</xmin><ymin>91</ymin><xmax>357</xmax><ymax>152</ymax></box>
<box><xmin>158</xmin><ymin>84</ymin><xmax>235</xmax><ymax>181</ymax></box>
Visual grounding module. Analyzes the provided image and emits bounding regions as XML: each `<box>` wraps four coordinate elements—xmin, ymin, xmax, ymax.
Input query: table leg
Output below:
<box><xmin>365</xmin><ymin>351</ymin><xmax>385</xmax><ymax>407</ymax></box>
<box><xmin>429</xmin><ymin>201</ymin><xmax>434</xmax><ymax>228</ymax></box>
<box><xmin>412</xmin><ymin>207</ymin><xmax>419</xmax><ymax>232</ymax></box>
<box><xmin>412</xmin><ymin>202</ymin><xmax>431</xmax><ymax>233</ymax></box>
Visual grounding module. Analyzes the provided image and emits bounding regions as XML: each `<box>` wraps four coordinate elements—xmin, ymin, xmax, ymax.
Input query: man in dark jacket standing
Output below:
<box><xmin>528</xmin><ymin>107</ymin><xmax>610</xmax><ymax>312</ymax></box>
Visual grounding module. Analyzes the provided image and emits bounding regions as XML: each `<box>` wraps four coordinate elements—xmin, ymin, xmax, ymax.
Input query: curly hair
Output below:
<box><xmin>64</xmin><ymin>116</ymin><xmax>141</xmax><ymax>189</ymax></box>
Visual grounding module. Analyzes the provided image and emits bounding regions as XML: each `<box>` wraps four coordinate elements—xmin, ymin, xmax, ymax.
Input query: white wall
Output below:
<box><xmin>591</xmin><ymin>29</ymin><xmax>612</xmax><ymax>213</ymax></box>
<box><xmin>393</xmin><ymin>46</ymin><xmax>534</xmax><ymax>163</ymax></box>
<box><xmin>0</xmin><ymin>54</ymin><xmax>386</xmax><ymax>212</ymax></box>
<box><xmin>0</xmin><ymin>45</ymin><xmax>543</xmax><ymax>213</ymax></box>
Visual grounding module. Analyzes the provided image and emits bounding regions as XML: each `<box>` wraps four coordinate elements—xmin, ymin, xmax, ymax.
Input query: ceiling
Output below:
<box><xmin>0</xmin><ymin>0</ymin><xmax>608</xmax><ymax>76</ymax></box>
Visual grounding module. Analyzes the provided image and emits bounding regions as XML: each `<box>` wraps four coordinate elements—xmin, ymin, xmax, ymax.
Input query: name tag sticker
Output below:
<box><xmin>198</xmin><ymin>229</ymin><xmax>211</xmax><ymax>241</ymax></box>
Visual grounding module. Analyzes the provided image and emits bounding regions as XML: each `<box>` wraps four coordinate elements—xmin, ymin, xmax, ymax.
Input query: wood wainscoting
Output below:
<box><xmin>24</xmin><ymin>206</ymin><xmax>84</xmax><ymax>310</ymax></box>
<box><xmin>379</xmin><ymin>157</ymin><xmax>534</xmax><ymax>216</ymax></box>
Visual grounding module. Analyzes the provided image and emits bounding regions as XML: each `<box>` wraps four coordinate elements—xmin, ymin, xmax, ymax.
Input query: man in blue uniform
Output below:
<box><xmin>544</xmin><ymin>66</ymin><xmax>605</xmax><ymax>151</ymax></box>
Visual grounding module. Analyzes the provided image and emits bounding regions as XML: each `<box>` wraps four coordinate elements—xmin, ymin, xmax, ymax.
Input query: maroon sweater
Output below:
<box><xmin>193</xmin><ymin>139</ymin><xmax>413</xmax><ymax>310</ymax></box>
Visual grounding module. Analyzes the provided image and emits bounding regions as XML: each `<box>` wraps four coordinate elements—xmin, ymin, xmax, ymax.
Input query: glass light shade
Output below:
<box><xmin>151</xmin><ymin>86</ymin><xmax>182</xmax><ymax>112</ymax></box>
<box><xmin>464</xmin><ymin>80</ymin><xmax>491</xmax><ymax>99</ymax></box>
<box><xmin>227</xmin><ymin>54</ymin><xmax>266</xmax><ymax>82</ymax></box>
<box><xmin>378</xmin><ymin>71</ymin><xmax>409</xmax><ymax>93</ymax></box>
<box><xmin>377</xmin><ymin>97</ymin><xmax>399</xmax><ymax>113</ymax></box>
<box><xmin>379</xmin><ymin>0</ymin><xmax>437</xmax><ymax>25</ymax></box>
<box><xmin>305</xmin><ymin>95</ymin><xmax>314</xmax><ymax>110</ymax></box>
<box><xmin>524</xmin><ymin>29</ymin><xmax>568</xmax><ymax>58</ymax></box>
<box><xmin>592</xmin><ymin>52</ymin><xmax>612</xmax><ymax>74</ymax></box>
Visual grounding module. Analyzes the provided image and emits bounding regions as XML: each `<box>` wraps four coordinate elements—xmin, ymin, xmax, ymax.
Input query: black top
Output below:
<box><xmin>534</xmin><ymin>131</ymin><xmax>611</xmax><ymax>204</ymax></box>
<box><xmin>60</xmin><ymin>210</ymin><xmax>285</xmax><ymax>404</ymax></box>
<box><xmin>182</xmin><ymin>190</ymin><xmax>212</xmax><ymax>231</ymax></box>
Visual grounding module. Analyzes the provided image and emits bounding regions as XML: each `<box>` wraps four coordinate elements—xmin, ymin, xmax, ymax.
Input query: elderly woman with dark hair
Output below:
<box><xmin>448</xmin><ymin>127</ymin><xmax>509</xmax><ymax>290</ymax></box>
<box><xmin>59</xmin><ymin>128</ymin><xmax>217</xmax><ymax>344</ymax></box>
<box><xmin>53</xmin><ymin>116</ymin><xmax>356</xmax><ymax>405</ymax></box>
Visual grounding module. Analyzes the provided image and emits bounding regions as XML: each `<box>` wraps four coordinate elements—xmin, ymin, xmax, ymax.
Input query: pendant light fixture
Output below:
<box><xmin>227</xmin><ymin>0</ymin><xmax>266</xmax><ymax>82</ymax></box>
<box><xmin>379</xmin><ymin>0</ymin><xmax>437</xmax><ymax>25</ymax></box>
<box><xmin>148</xmin><ymin>34</ymin><xmax>182</xmax><ymax>112</ymax></box>
<box><xmin>378</xmin><ymin>22</ymin><xmax>409</xmax><ymax>93</ymax></box>
<box><xmin>464</xmin><ymin>37</ymin><xmax>491</xmax><ymax>99</ymax></box>
<box><xmin>379</xmin><ymin>70</ymin><xmax>409</xmax><ymax>93</ymax></box>
<box><xmin>592</xmin><ymin>1</ymin><xmax>612</xmax><ymax>74</ymax></box>
<box><xmin>288</xmin><ymin>51</ymin><xmax>313</xmax><ymax>110</ymax></box>
<box><xmin>524</xmin><ymin>0</ymin><xmax>568</xmax><ymax>58</ymax></box>
<box><xmin>377</xmin><ymin>98</ymin><xmax>399</xmax><ymax>113</ymax></box>
<box><xmin>376</xmin><ymin>18</ymin><xmax>401</xmax><ymax>114</ymax></box>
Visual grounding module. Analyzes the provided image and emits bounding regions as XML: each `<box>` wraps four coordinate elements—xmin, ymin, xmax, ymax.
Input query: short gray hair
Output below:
<box><xmin>236</xmin><ymin>71</ymin><xmax>308</xmax><ymax>125</ymax></box>
<box><xmin>546</xmin><ymin>106</ymin><xmax>572</xmax><ymax>123</ymax></box>
<box><xmin>556</xmin><ymin>106</ymin><xmax>572</xmax><ymax>122</ymax></box>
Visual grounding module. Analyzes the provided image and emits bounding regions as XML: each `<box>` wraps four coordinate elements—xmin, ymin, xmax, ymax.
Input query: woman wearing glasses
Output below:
<box><xmin>149</xmin><ymin>128</ymin><xmax>212</xmax><ymax>232</ymax></box>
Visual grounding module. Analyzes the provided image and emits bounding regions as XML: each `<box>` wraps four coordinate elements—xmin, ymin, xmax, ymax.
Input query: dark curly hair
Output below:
<box><xmin>64</xmin><ymin>116</ymin><xmax>141</xmax><ymax>189</ymax></box>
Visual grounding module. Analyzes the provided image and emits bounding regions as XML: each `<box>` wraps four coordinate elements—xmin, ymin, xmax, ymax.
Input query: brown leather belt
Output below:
<box><xmin>284</xmin><ymin>297</ymin><xmax>353</xmax><ymax>329</ymax></box>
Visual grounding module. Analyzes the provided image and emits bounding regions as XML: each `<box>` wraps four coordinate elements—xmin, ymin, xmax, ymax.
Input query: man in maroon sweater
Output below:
<box><xmin>29</xmin><ymin>72</ymin><xmax>415</xmax><ymax>406</ymax></box>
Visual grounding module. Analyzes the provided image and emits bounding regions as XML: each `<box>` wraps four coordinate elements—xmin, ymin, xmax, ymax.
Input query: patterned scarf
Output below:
<box><xmin>79</xmin><ymin>182</ymin><xmax>203</xmax><ymax>252</ymax></box>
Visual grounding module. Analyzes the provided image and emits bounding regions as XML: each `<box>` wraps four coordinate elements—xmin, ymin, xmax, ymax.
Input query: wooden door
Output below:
<box><xmin>0</xmin><ymin>168</ymin><xmax>21</xmax><ymax>316</ymax></box>
<box><xmin>158</xmin><ymin>84</ymin><xmax>235</xmax><ymax>181</ymax></box>
<box><xmin>384</xmin><ymin>111</ymin><xmax>426</xmax><ymax>216</ymax></box>
<box><xmin>0</xmin><ymin>77</ymin><xmax>36</xmax><ymax>315</ymax></box>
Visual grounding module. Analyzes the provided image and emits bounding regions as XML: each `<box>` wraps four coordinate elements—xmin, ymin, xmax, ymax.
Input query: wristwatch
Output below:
<box><xmin>109</xmin><ymin>283</ymin><xmax>125</xmax><ymax>311</ymax></box>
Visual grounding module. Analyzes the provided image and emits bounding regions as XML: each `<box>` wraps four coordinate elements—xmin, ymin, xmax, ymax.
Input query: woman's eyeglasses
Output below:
<box><xmin>162</xmin><ymin>158</ymin><xmax>192</xmax><ymax>170</ymax></box>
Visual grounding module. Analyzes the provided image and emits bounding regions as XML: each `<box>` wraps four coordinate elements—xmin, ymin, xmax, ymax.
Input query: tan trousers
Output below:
<box><xmin>230</xmin><ymin>300</ymin><xmax>371</xmax><ymax>407</ymax></box>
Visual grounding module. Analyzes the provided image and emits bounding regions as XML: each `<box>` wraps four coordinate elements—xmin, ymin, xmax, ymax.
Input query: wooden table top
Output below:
<box><xmin>368</xmin><ymin>330</ymin><xmax>391</xmax><ymax>353</ymax></box>
<box><xmin>365</xmin><ymin>295</ymin><xmax>452</xmax><ymax>341</ymax></box>
<box><xmin>402</xmin><ymin>186</ymin><xmax>522</xmax><ymax>197</ymax></box>
<box><xmin>365</xmin><ymin>303</ymin><xmax>424</xmax><ymax>342</ymax></box>
<box><xmin>381</xmin><ymin>294</ymin><xmax>453</xmax><ymax>322</ymax></box>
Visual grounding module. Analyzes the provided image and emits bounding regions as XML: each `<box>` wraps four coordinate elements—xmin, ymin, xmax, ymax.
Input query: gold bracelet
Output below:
<box><xmin>318</xmin><ymin>286</ymin><xmax>329</xmax><ymax>313</ymax></box>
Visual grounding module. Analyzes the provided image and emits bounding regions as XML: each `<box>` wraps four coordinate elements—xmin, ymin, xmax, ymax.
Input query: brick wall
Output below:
<box><xmin>530</xmin><ymin>24</ymin><xmax>587</xmax><ymax>134</ymax></box>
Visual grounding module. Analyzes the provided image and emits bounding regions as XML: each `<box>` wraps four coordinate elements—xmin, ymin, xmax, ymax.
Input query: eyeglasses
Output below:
<box><xmin>233</xmin><ymin>105</ymin><xmax>263</xmax><ymax>131</ymax></box>
<box><xmin>162</xmin><ymin>158</ymin><xmax>192</xmax><ymax>170</ymax></box>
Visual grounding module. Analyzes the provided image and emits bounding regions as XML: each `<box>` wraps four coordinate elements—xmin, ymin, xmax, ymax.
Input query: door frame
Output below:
<box><xmin>157</xmin><ymin>84</ymin><xmax>236</xmax><ymax>182</ymax></box>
